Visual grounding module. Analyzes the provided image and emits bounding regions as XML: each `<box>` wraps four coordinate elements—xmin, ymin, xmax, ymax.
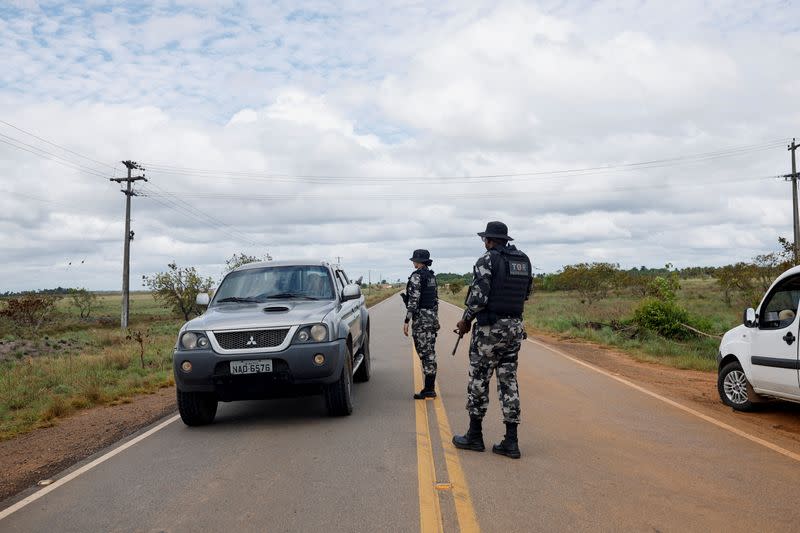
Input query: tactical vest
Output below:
<box><xmin>407</xmin><ymin>268</ymin><xmax>438</xmax><ymax>309</ymax></box>
<box><xmin>476</xmin><ymin>246</ymin><xmax>531</xmax><ymax>326</ymax></box>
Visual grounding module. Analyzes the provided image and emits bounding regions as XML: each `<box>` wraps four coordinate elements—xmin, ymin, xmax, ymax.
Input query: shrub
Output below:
<box><xmin>633</xmin><ymin>298</ymin><xmax>691</xmax><ymax>340</ymax></box>
<box><xmin>0</xmin><ymin>294</ymin><xmax>61</xmax><ymax>334</ymax></box>
<box><xmin>448</xmin><ymin>280</ymin><xmax>464</xmax><ymax>296</ymax></box>
<box><xmin>69</xmin><ymin>288</ymin><xmax>98</xmax><ymax>319</ymax></box>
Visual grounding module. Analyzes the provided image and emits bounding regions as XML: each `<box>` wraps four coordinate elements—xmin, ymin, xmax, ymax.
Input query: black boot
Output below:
<box><xmin>452</xmin><ymin>416</ymin><xmax>485</xmax><ymax>451</ymax></box>
<box><xmin>414</xmin><ymin>374</ymin><xmax>437</xmax><ymax>400</ymax></box>
<box><xmin>492</xmin><ymin>422</ymin><xmax>521</xmax><ymax>459</ymax></box>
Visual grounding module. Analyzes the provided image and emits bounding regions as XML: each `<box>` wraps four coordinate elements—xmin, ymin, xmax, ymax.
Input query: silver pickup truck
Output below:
<box><xmin>172</xmin><ymin>260</ymin><xmax>371</xmax><ymax>425</ymax></box>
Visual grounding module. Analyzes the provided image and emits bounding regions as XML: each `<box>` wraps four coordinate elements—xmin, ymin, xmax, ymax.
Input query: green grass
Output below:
<box><xmin>364</xmin><ymin>285</ymin><xmax>402</xmax><ymax>308</ymax></box>
<box><xmin>0</xmin><ymin>293</ymin><xmax>182</xmax><ymax>440</ymax></box>
<box><xmin>440</xmin><ymin>278</ymin><xmax>743</xmax><ymax>372</ymax></box>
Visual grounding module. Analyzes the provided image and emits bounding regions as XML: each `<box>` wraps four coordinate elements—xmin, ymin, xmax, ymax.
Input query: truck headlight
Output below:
<box><xmin>180</xmin><ymin>331</ymin><xmax>208</xmax><ymax>350</ymax></box>
<box><xmin>293</xmin><ymin>324</ymin><xmax>328</xmax><ymax>344</ymax></box>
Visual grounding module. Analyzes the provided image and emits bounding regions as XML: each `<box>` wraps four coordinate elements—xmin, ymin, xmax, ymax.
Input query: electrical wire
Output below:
<box><xmin>0</xmin><ymin>119</ymin><xmax>119</xmax><ymax>171</ymax></box>
<box><xmin>139</xmin><ymin>138</ymin><xmax>788</xmax><ymax>184</ymax></box>
<box><xmin>0</xmin><ymin>134</ymin><xmax>110</xmax><ymax>179</ymax></box>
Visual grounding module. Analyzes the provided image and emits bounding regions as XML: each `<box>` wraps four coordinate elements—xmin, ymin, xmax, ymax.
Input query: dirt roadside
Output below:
<box><xmin>0</xmin><ymin>387</ymin><xmax>177</xmax><ymax>502</ymax></box>
<box><xmin>2</xmin><ymin>333</ymin><xmax>800</xmax><ymax>504</ymax></box>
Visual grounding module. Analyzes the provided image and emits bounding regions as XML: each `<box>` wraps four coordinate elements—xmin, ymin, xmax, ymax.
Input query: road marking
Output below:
<box><xmin>413</xmin><ymin>344</ymin><xmax>481</xmax><ymax>533</ymax></box>
<box><xmin>0</xmin><ymin>414</ymin><xmax>181</xmax><ymax>521</ymax></box>
<box><xmin>432</xmin><ymin>387</ymin><xmax>481</xmax><ymax>532</ymax></box>
<box><xmin>413</xmin><ymin>351</ymin><xmax>444</xmax><ymax>533</ymax></box>
<box><xmin>437</xmin><ymin>299</ymin><xmax>800</xmax><ymax>464</ymax></box>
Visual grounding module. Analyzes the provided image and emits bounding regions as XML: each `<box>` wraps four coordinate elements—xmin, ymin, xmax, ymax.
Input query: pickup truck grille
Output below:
<box><xmin>214</xmin><ymin>329</ymin><xmax>290</xmax><ymax>350</ymax></box>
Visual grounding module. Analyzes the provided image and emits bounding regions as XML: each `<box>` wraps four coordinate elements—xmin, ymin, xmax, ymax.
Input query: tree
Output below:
<box><xmin>448</xmin><ymin>280</ymin><xmax>465</xmax><ymax>295</ymax></box>
<box><xmin>555</xmin><ymin>263</ymin><xmax>620</xmax><ymax>305</ymax></box>
<box><xmin>69</xmin><ymin>288</ymin><xmax>98</xmax><ymax>318</ymax></box>
<box><xmin>713</xmin><ymin>262</ymin><xmax>756</xmax><ymax>307</ymax></box>
<box><xmin>224</xmin><ymin>252</ymin><xmax>271</xmax><ymax>273</ymax></box>
<box><xmin>143</xmin><ymin>262</ymin><xmax>214</xmax><ymax>320</ymax></box>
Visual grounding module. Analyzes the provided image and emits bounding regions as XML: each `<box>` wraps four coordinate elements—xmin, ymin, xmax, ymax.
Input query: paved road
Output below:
<box><xmin>2</xmin><ymin>295</ymin><xmax>800</xmax><ymax>532</ymax></box>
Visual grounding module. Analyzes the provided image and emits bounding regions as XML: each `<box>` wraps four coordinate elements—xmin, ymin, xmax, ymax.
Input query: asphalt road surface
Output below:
<box><xmin>2</xmin><ymin>294</ymin><xmax>800</xmax><ymax>532</ymax></box>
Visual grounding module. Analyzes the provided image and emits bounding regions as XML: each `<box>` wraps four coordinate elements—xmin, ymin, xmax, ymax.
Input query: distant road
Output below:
<box><xmin>2</xmin><ymin>295</ymin><xmax>800</xmax><ymax>532</ymax></box>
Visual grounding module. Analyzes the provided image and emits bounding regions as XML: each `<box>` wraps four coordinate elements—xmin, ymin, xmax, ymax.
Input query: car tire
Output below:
<box><xmin>353</xmin><ymin>329</ymin><xmax>371</xmax><ymax>383</ymax></box>
<box><xmin>177</xmin><ymin>389</ymin><xmax>218</xmax><ymax>426</ymax></box>
<box><xmin>718</xmin><ymin>361</ymin><xmax>758</xmax><ymax>412</ymax></box>
<box><xmin>325</xmin><ymin>345</ymin><xmax>354</xmax><ymax>416</ymax></box>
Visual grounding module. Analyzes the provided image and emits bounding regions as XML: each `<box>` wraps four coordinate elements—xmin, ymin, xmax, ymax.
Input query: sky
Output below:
<box><xmin>0</xmin><ymin>0</ymin><xmax>799</xmax><ymax>292</ymax></box>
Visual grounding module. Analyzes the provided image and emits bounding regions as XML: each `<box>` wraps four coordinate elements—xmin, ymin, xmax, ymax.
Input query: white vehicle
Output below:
<box><xmin>717</xmin><ymin>266</ymin><xmax>800</xmax><ymax>411</ymax></box>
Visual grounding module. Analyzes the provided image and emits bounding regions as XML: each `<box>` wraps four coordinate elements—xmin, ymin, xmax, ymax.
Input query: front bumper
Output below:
<box><xmin>173</xmin><ymin>339</ymin><xmax>347</xmax><ymax>398</ymax></box>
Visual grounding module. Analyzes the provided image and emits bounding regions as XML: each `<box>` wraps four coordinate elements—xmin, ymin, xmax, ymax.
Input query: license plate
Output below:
<box><xmin>230</xmin><ymin>359</ymin><xmax>273</xmax><ymax>375</ymax></box>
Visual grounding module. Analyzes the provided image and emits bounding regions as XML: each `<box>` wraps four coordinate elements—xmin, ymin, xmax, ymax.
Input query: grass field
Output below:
<box><xmin>0</xmin><ymin>285</ymin><xmax>399</xmax><ymax>441</ymax></box>
<box><xmin>441</xmin><ymin>278</ymin><xmax>743</xmax><ymax>372</ymax></box>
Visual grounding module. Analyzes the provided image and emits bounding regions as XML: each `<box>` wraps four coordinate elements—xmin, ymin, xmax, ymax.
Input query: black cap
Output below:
<box><xmin>477</xmin><ymin>221</ymin><xmax>513</xmax><ymax>241</ymax></box>
<box><xmin>409</xmin><ymin>249</ymin><xmax>432</xmax><ymax>264</ymax></box>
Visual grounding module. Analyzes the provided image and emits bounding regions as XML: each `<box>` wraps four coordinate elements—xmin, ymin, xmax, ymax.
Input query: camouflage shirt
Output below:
<box><xmin>462</xmin><ymin>250</ymin><xmax>493</xmax><ymax>322</ymax></box>
<box><xmin>406</xmin><ymin>267</ymin><xmax>438</xmax><ymax>323</ymax></box>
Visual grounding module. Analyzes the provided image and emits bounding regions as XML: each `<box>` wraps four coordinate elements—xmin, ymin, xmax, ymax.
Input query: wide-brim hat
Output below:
<box><xmin>409</xmin><ymin>249</ymin><xmax>432</xmax><ymax>263</ymax></box>
<box><xmin>477</xmin><ymin>221</ymin><xmax>513</xmax><ymax>241</ymax></box>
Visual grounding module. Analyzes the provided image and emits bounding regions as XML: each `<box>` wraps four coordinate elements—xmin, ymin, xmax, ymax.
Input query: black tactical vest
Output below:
<box><xmin>476</xmin><ymin>246</ymin><xmax>531</xmax><ymax>326</ymax></box>
<box><xmin>407</xmin><ymin>268</ymin><xmax>438</xmax><ymax>309</ymax></box>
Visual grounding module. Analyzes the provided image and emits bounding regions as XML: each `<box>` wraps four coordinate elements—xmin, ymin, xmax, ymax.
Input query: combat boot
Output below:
<box><xmin>414</xmin><ymin>374</ymin><xmax>437</xmax><ymax>400</ymax></box>
<box><xmin>452</xmin><ymin>416</ymin><xmax>485</xmax><ymax>451</ymax></box>
<box><xmin>492</xmin><ymin>422</ymin><xmax>521</xmax><ymax>459</ymax></box>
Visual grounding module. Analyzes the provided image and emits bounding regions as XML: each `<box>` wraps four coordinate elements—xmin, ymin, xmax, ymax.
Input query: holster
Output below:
<box><xmin>400</xmin><ymin>292</ymin><xmax>409</xmax><ymax>308</ymax></box>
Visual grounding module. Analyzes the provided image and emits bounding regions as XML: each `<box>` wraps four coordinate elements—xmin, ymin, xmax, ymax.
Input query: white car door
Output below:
<box><xmin>750</xmin><ymin>274</ymin><xmax>800</xmax><ymax>396</ymax></box>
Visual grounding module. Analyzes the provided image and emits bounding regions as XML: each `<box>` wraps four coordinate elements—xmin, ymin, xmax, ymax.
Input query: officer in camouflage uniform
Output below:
<box><xmin>452</xmin><ymin>222</ymin><xmax>532</xmax><ymax>459</ymax></box>
<box><xmin>402</xmin><ymin>249</ymin><xmax>440</xmax><ymax>399</ymax></box>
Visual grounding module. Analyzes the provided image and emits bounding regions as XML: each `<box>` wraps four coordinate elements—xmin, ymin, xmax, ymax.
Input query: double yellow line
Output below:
<box><xmin>413</xmin><ymin>348</ymin><xmax>481</xmax><ymax>533</ymax></box>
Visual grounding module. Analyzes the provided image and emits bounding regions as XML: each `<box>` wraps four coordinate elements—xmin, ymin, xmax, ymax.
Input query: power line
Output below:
<box><xmin>0</xmin><ymin>119</ymin><xmax>119</xmax><ymax>171</ymax></box>
<box><xmin>141</xmin><ymin>174</ymin><xmax>779</xmax><ymax>202</ymax></box>
<box><xmin>139</xmin><ymin>139</ymin><xmax>787</xmax><ymax>184</ymax></box>
<box><xmin>0</xmin><ymin>134</ymin><xmax>111</xmax><ymax>179</ymax></box>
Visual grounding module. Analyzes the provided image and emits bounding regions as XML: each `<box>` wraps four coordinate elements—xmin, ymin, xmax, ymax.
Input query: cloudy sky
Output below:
<box><xmin>1</xmin><ymin>0</ymin><xmax>799</xmax><ymax>292</ymax></box>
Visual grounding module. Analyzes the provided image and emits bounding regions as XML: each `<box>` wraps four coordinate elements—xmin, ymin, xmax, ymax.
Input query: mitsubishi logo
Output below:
<box><xmin>246</xmin><ymin>335</ymin><xmax>257</xmax><ymax>346</ymax></box>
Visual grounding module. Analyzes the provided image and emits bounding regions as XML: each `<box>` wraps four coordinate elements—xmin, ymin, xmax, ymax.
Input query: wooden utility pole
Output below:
<box><xmin>111</xmin><ymin>161</ymin><xmax>147</xmax><ymax>328</ymax></box>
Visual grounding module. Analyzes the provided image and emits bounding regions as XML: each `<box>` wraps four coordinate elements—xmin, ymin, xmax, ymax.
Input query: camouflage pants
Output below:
<box><xmin>466</xmin><ymin>318</ymin><xmax>524</xmax><ymax>424</ymax></box>
<box><xmin>412</xmin><ymin>309</ymin><xmax>439</xmax><ymax>376</ymax></box>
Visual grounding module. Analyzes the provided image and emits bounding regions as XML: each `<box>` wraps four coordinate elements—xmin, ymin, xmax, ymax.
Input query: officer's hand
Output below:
<box><xmin>403</xmin><ymin>322</ymin><xmax>409</xmax><ymax>337</ymax></box>
<box><xmin>456</xmin><ymin>320</ymin><xmax>471</xmax><ymax>336</ymax></box>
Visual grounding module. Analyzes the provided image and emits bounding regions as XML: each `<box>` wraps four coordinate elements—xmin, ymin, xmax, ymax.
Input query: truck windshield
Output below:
<box><xmin>214</xmin><ymin>266</ymin><xmax>335</xmax><ymax>303</ymax></box>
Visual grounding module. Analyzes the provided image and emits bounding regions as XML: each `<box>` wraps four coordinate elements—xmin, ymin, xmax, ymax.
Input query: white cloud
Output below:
<box><xmin>0</xmin><ymin>0</ymin><xmax>797</xmax><ymax>292</ymax></box>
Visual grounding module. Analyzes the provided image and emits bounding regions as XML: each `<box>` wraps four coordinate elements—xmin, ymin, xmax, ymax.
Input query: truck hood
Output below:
<box><xmin>183</xmin><ymin>300</ymin><xmax>338</xmax><ymax>331</ymax></box>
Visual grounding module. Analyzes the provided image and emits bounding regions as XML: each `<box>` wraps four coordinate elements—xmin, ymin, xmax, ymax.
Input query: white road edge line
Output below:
<box><xmin>438</xmin><ymin>300</ymin><xmax>800</xmax><ymax>463</ymax></box>
<box><xmin>0</xmin><ymin>414</ymin><xmax>181</xmax><ymax>521</ymax></box>
<box><xmin>0</xmin><ymin>293</ymin><xmax>400</xmax><ymax>520</ymax></box>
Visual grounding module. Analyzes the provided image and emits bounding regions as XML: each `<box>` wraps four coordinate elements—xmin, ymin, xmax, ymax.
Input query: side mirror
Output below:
<box><xmin>342</xmin><ymin>283</ymin><xmax>362</xmax><ymax>302</ymax></box>
<box><xmin>743</xmin><ymin>308</ymin><xmax>757</xmax><ymax>328</ymax></box>
<box><xmin>196</xmin><ymin>293</ymin><xmax>210</xmax><ymax>306</ymax></box>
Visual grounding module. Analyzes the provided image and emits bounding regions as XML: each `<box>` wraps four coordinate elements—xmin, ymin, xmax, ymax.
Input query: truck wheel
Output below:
<box><xmin>718</xmin><ymin>361</ymin><xmax>758</xmax><ymax>412</ymax></box>
<box><xmin>354</xmin><ymin>329</ymin><xmax>371</xmax><ymax>383</ymax></box>
<box><xmin>177</xmin><ymin>390</ymin><xmax>218</xmax><ymax>426</ymax></box>
<box><xmin>325</xmin><ymin>345</ymin><xmax>353</xmax><ymax>416</ymax></box>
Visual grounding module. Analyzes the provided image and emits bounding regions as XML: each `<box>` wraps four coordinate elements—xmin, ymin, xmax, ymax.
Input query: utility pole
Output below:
<box><xmin>111</xmin><ymin>161</ymin><xmax>147</xmax><ymax>329</ymax></box>
<box><xmin>784</xmin><ymin>139</ymin><xmax>800</xmax><ymax>263</ymax></box>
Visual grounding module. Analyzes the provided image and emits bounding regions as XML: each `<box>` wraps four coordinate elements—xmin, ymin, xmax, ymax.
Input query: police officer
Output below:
<box><xmin>402</xmin><ymin>249</ymin><xmax>440</xmax><ymax>399</ymax></box>
<box><xmin>452</xmin><ymin>222</ymin><xmax>532</xmax><ymax>459</ymax></box>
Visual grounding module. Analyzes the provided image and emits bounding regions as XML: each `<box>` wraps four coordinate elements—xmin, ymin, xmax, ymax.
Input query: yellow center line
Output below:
<box><xmin>432</xmin><ymin>388</ymin><xmax>481</xmax><ymax>533</ymax></box>
<box><xmin>414</xmin><ymin>348</ymin><xmax>444</xmax><ymax>533</ymax></box>
<box><xmin>413</xmin><ymin>345</ymin><xmax>481</xmax><ymax>533</ymax></box>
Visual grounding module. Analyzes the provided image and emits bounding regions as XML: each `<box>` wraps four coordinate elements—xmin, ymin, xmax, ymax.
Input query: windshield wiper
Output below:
<box><xmin>217</xmin><ymin>297</ymin><xmax>263</xmax><ymax>303</ymax></box>
<box><xmin>265</xmin><ymin>293</ymin><xmax>319</xmax><ymax>300</ymax></box>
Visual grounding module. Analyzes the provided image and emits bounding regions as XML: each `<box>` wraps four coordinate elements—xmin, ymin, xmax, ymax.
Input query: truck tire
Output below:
<box><xmin>718</xmin><ymin>361</ymin><xmax>758</xmax><ymax>412</ymax></box>
<box><xmin>325</xmin><ymin>345</ymin><xmax>353</xmax><ymax>416</ymax></box>
<box><xmin>177</xmin><ymin>389</ymin><xmax>218</xmax><ymax>426</ymax></box>
<box><xmin>353</xmin><ymin>329</ymin><xmax>371</xmax><ymax>383</ymax></box>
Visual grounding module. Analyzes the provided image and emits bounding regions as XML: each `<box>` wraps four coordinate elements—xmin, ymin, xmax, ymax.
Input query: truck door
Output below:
<box><xmin>336</xmin><ymin>269</ymin><xmax>362</xmax><ymax>343</ymax></box>
<box><xmin>750</xmin><ymin>274</ymin><xmax>800</xmax><ymax>395</ymax></box>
